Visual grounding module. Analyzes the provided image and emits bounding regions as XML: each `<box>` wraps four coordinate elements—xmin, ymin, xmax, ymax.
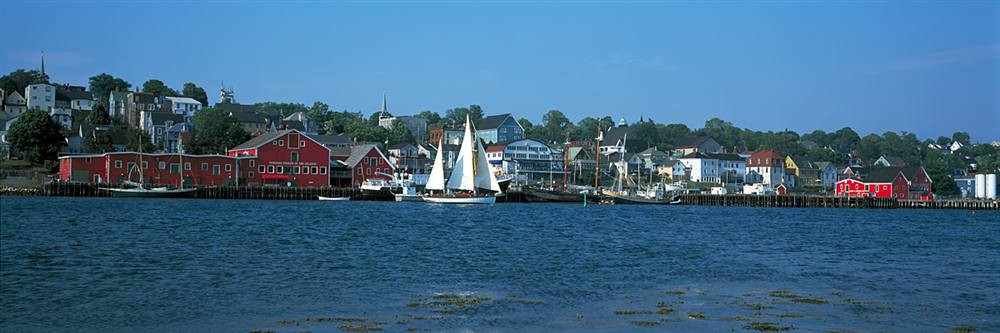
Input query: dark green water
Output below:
<box><xmin>1</xmin><ymin>196</ymin><xmax>998</xmax><ymax>332</ymax></box>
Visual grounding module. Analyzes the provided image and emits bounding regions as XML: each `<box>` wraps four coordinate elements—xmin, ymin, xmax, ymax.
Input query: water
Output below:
<box><xmin>1</xmin><ymin>196</ymin><xmax>998</xmax><ymax>333</ymax></box>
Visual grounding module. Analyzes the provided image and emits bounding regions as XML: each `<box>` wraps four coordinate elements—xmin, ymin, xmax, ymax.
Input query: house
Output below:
<box><xmin>814</xmin><ymin>161</ymin><xmax>838</xmax><ymax>187</ymax></box>
<box><xmin>108</xmin><ymin>91</ymin><xmax>129</xmax><ymax>120</ymax></box>
<box><xmin>679</xmin><ymin>152</ymin><xmax>720</xmax><ymax>183</ymax></box>
<box><xmin>712</xmin><ymin>153</ymin><xmax>746</xmax><ymax>184</ymax></box>
<box><xmin>3</xmin><ymin>89</ymin><xmax>27</xmax><ymax>115</ymax></box>
<box><xmin>343</xmin><ymin>143</ymin><xmax>395</xmax><ymax>188</ymax></box>
<box><xmin>786</xmin><ymin>156</ymin><xmax>821</xmax><ymax>187</ymax></box>
<box><xmin>775</xmin><ymin>184</ymin><xmax>789</xmax><ymax>196</ymax></box>
<box><xmin>954</xmin><ymin>174</ymin><xmax>977</xmax><ymax>198</ymax></box>
<box><xmin>898</xmin><ymin>166</ymin><xmax>933</xmax><ymax>200</ymax></box>
<box><xmin>606</xmin><ymin>151</ymin><xmax>642</xmax><ymax>180</ymax></box>
<box><xmin>125</xmin><ymin>92</ymin><xmax>167</xmax><ymax>128</ymax></box>
<box><xmin>598</xmin><ymin>118</ymin><xmax>636</xmax><ymax>155</ymax></box>
<box><xmin>227</xmin><ymin>129</ymin><xmax>331</xmax><ymax>187</ymax></box>
<box><xmin>428</xmin><ymin>124</ymin><xmax>464</xmax><ymax>146</ymax></box>
<box><xmin>59</xmin><ymin>152</ymin><xmax>254</xmax><ymax>186</ymax></box>
<box><xmin>388</xmin><ymin>143</ymin><xmax>431</xmax><ymax>174</ymax></box>
<box><xmin>565</xmin><ymin>146</ymin><xmax>596</xmax><ymax>184</ymax></box>
<box><xmin>657</xmin><ymin>159</ymin><xmax>687</xmax><ymax>181</ymax></box>
<box><xmin>164</xmin><ymin>96</ymin><xmax>202</xmax><ymax>119</ymax></box>
<box><xmin>215</xmin><ymin>102</ymin><xmax>269</xmax><ymax>134</ymax></box>
<box><xmin>0</xmin><ymin>114</ymin><xmax>20</xmax><ymax>159</ymax></box>
<box><xmin>671</xmin><ymin>136</ymin><xmax>722</xmax><ymax>155</ymax></box>
<box><xmin>25</xmin><ymin>83</ymin><xmax>55</xmax><ymax>112</ymax></box>
<box><xmin>873</xmin><ymin>155</ymin><xmax>907</xmax><ymax>168</ymax></box>
<box><xmin>306</xmin><ymin>134</ymin><xmax>352</xmax><ymax>150</ymax></box>
<box><xmin>746</xmin><ymin>150</ymin><xmax>786</xmax><ymax>186</ymax></box>
<box><xmin>486</xmin><ymin>138</ymin><xmax>562</xmax><ymax>183</ymax></box>
<box><xmin>163</xmin><ymin>122</ymin><xmax>194</xmax><ymax>154</ymax></box>
<box><xmin>476</xmin><ymin>113</ymin><xmax>524</xmax><ymax>145</ymax></box>
<box><xmin>637</xmin><ymin>147</ymin><xmax>670</xmax><ymax>170</ymax></box>
<box><xmin>282</xmin><ymin>112</ymin><xmax>319</xmax><ymax>134</ymax></box>
<box><xmin>55</xmin><ymin>86</ymin><xmax>94</xmax><ymax>111</ymax></box>
<box><xmin>835</xmin><ymin>168</ymin><xmax>910</xmax><ymax>198</ymax></box>
<box><xmin>142</xmin><ymin>112</ymin><xmax>185</xmax><ymax>148</ymax></box>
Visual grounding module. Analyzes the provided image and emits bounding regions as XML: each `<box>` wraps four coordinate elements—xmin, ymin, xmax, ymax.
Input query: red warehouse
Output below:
<box><xmin>835</xmin><ymin>168</ymin><xmax>910</xmax><ymax>199</ymax></box>
<box><xmin>59</xmin><ymin>152</ymin><xmax>253</xmax><ymax>186</ymax></box>
<box><xmin>227</xmin><ymin>129</ymin><xmax>331</xmax><ymax>187</ymax></box>
<box><xmin>342</xmin><ymin>143</ymin><xmax>395</xmax><ymax>188</ymax></box>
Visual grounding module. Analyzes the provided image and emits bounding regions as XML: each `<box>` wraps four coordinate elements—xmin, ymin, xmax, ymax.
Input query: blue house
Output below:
<box><xmin>476</xmin><ymin>113</ymin><xmax>524</xmax><ymax>144</ymax></box>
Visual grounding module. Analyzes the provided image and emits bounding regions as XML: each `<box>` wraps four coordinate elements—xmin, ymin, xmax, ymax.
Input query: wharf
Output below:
<box><xmin>677</xmin><ymin>194</ymin><xmax>999</xmax><ymax>210</ymax></box>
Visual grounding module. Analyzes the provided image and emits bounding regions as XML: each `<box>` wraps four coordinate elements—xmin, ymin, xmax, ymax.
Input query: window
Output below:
<box><xmin>259</xmin><ymin>165</ymin><xmax>266</xmax><ymax>173</ymax></box>
<box><xmin>367</xmin><ymin>168</ymin><xmax>371</xmax><ymax>175</ymax></box>
<box><xmin>249</xmin><ymin>160</ymin><xmax>255</xmax><ymax>167</ymax></box>
<box><xmin>291</xmin><ymin>151</ymin><xmax>298</xmax><ymax>162</ymax></box>
<box><xmin>159</xmin><ymin>161</ymin><xmax>166</xmax><ymax>169</ymax></box>
<box><xmin>273</xmin><ymin>140</ymin><xmax>278</xmax><ymax>145</ymax></box>
<box><xmin>276</xmin><ymin>166</ymin><xmax>284</xmax><ymax>174</ymax></box>
<box><xmin>85</xmin><ymin>157</ymin><xmax>92</xmax><ymax>163</ymax></box>
<box><xmin>201</xmin><ymin>163</ymin><xmax>208</xmax><ymax>170</ymax></box>
<box><xmin>302</xmin><ymin>167</ymin><xmax>310</xmax><ymax>175</ymax></box>
<box><xmin>142</xmin><ymin>161</ymin><xmax>149</xmax><ymax>169</ymax></box>
<box><xmin>225</xmin><ymin>164</ymin><xmax>232</xmax><ymax>172</ymax></box>
<box><xmin>278</xmin><ymin>140</ymin><xmax>284</xmax><ymax>146</ymax></box>
<box><xmin>248</xmin><ymin>171</ymin><xmax>254</xmax><ymax>178</ymax></box>
<box><xmin>212</xmin><ymin>165</ymin><xmax>221</xmax><ymax>175</ymax></box>
<box><xmin>300</xmin><ymin>141</ymin><xmax>306</xmax><ymax>147</ymax></box>
<box><xmin>357</xmin><ymin>168</ymin><xmax>362</xmax><ymax>175</ymax></box>
<box><xmin>115</xmin><ymin>160</ymin><xmax>122</xmax><ymax>168</ymax></box>
<box><xmin>292</xmin><ymin>166</ymin><xmax>300</xmax><ymax>174</ymax></box>
<box><xmin>268</xmin><ymin>165</ymin><xmax>275</xmax><ymax>173</ymax></box>
<box><xmin>320</xmin><ymin>167</ymin><xmax>326</xmax><ymax>174</ymax></box>
<box><xmin>312</xmin><ymin>166</ymin><xmax>319</xmax><ymax>174</ymax></box>
<box><xmin>169</xmin><ymin>163</ymin><xmax>180</xmax><ymax>173</ymax></box>
<box><xmin>184</xmin><ymin>162</ymin><xmax>191</xmax><ymax>170</ymax></box>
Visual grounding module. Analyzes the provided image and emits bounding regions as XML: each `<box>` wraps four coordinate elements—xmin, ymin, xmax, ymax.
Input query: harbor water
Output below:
<box><xmin>1</xmin><ymin>196</ymin><xmax>998</xmax><ymax>332</ymax></box>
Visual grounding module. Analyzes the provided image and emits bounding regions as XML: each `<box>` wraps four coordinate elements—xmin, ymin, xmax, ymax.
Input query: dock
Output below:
<box><xmin>676</xmin><ymin>194</ymin><xmax>999</xmax><ymax>210</ymax></box>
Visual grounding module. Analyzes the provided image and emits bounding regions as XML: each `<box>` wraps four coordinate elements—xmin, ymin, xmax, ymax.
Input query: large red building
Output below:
<box><xmin>835</xmin><ymin>168</ymin><xmax>910</xmax><ymax>199</ymax></box>
<box><xmin>59</xmin><ymin>152</ymin><xmax>252</xmax><ymax>187</ymax></box>
<box><xmin>342</xmin><ymin>143</ymin><xmax>395</xmax><ymax>188</ymax></box>
<box><xmin>227</xmin><ymin>129</ymin><xmax>331</xmax><ymax>187</ymax></box>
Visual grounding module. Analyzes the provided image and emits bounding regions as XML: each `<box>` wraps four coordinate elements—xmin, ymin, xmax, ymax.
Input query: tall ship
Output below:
<box><xmin>102</xmin><ymin>134</ymin><xmax>196</xmax><ymax>198</ymax></box>
<box><xmin>423</xmin><ymin>115</ymin><xmax>502</xmax><ymax>204</ymax></box>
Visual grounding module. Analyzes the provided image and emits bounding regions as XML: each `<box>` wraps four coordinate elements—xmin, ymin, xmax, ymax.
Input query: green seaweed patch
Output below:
<box><xmin>744</xmin><ymin>303</ymin><xmax>775</xmax><ymax>311</ymax></box>
<box><xmin>396</xmin><ymin>320</ymin><xmax>409</xmax><ymax>325</ymax></box>
<box><xmin>614</xmin><ymin>310</ymin><xmax>655</xmax><ymax>315</ymax></box>
<box><xmin>839</xmin><ymin>298</ymin><xmax>877</xmax><ymax>305</ymax></box>
<box><xmin>688</xmin><ymin>312</ymin><xmax>706</xmax><ymax>319</ymax></box>
<box><xmin>368</xmin><ymin>321</ymin><xmax>387</xmax><ymax>325</ymax></box>
<box><xmin>249</xmin><ymin>330</ymin><xmax>275</xmax><ymax>333</ymax></box>
<box><xmin>276</xmin><ymin>319</ymin><xmax>301</xmax><ymax>325</ymax></box>
<box><xmin>753</xmin><ymin>313</ymin><xmax>802</xmax><ymax>318</ymax></box>
<box><xmin>431</xmin><ymin>309</ymin><xmax>455</xmax><ymax>315</ymax></box>
<box><xmin>518</xmin><ymin>300</ymin><xmax>545</xmax><ymax>305</ymax></box>
<box><xmin>830</xmin><ymin>292</ymin><xmax>844</xmax><ymax>297</ymax></box>
<box><xmin>950</xmin><ymin>326</ymin><xmax>977</xmax><ymax>333</ymax></box>
<box><xmin>767</xmin><ymin>291</ymin><xmax>827</xmax><ymax>304</ymax></box>
<box><xmin>337</xmin><ymin>325</ymin><xmax>383</xmax><ymax>332</ymax></box>
<box><xmin>308</xmin><ymin>317</ymin><xmax>365</xmax><ymax>323</ymax></box>
<box><xmin>432</xmin><ymin>294</ymin><xmax>462</xmax><ymax>299</ymax></box>
<box><xmin>655</xmin><ymin>308</ymin><xmax>674</xmax><ymax>315</ymax></box>
<box><xmin>664</xmin><ymin>291</ymin><xmax>686</xmax><ymax>295</ymax></box>
<box><xmin>743</xmin><ymin>322</ymin><xmax>793</xmax><ymax>331</ymax></box>
<box><xmin>631</xmin><ymin>320</ymin><xmax>661</xmax><ymax>326</ymax></box>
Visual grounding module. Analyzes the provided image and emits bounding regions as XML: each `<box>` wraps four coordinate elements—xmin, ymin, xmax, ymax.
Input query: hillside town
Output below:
<box><xmin>2</xmin><ymin>64</ymin><xmax>999</xmax><ymax>201</ymax></box>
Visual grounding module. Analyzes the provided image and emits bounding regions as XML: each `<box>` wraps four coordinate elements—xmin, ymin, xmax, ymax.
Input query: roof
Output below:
<box><xmin>814</xmin><ymin>161</ymin><xmax>834</xmax><ymax>171</ymax></box>
<box><xmin>864</xmin><ymin>167</ymin><xmax>906</xmax><ymax>183</ymax></box>
<box><xmin>110</xmin><ymin>91</ymin><xmax>129</xmax><ymax>101</ymax></box>
<box><xmin>230</xmin><ymin>130</ymin><xmax>292</xmax><ymax>150</ymax></box>
<box><xmin>486</xmin><ymin>145</ymin><xmax>506</xmax><ymax>153</ymax></box>
<box><xmin>388</xmin><ymin>143</ymin><xmax>414</xmax><ymax>150</ymax></box>
<box><xmin>56</xmin><ymin>88</ymin><xmax>93</xmax><ymax>101</ymax></box>
<box><xmin>789</xmin><ymin>156</ymin><xmax>816</xmax><ymax>169</ymax></box>
<box><xmin>164</xmin><ymin>96</ymin><xmax>201</xmax><ymax>105</ymax></box>
<box><xmin>283</xmin><ymin>111</ymin><xmax>310</xmax><ymax>121</ymax></box>
<box><xmin>344</xmin><ymin>143</ymin><xmax>390</xmax><ymax>168</ymax></box>
<box><xmin>280</xmin><ymin>120</ymin><xmax>305</xmax><ymax>131</ymax></box>
<box><xmin>749</xmin><ymin>150</ymin><xmax>783</xmax><ymax>159</ymax></box>
<box><xmin>638</xmin><ymin>147</ymin><xmax>669</xmax><ymax>157</ymax></box>
<box><xmin>229</xmin><ymin>110</ymin><xmax>269</xmax><ymax>123</ymax></box>
<box><xmin>329</xmin><ymin>146</ymin><xmax>351</xmax><ymax>157</ymax></box>
<box><xmin>900</xmin><ymin>165</ymin><xmax>930</xmax><ymax>183</ymax></box>
<box><xmin>214</xmin><ymin>102</ymin><xmax>258</xmax><ymax>114</ymax></box>
<box><xmin>476</xmin><ymin>113</ymin><xmax>516</xmax><ymax>130</ymax></box>
<box><xmin>707</xmin><ymin>153</ymin><xmax>744</xmax><ymax>161</ymax></box>
<box><xmin>307</xmin><ymin>134</ymin><xmax>350</xmax><ymax>145</ymax></box>
<box><xmin>131</xmin><ymin>92</ymin><xmax>160</xmax><ymax>104</ymax></box>
<box><xmin>566</xmin><ymin>146</ymin><xmax>593</xmax><ymax>161</ymax></box>
<box><xmin>879</xmin><ymin>155</ymin><xmax>906</xmax><ymax>166</ymax></box>
<box><xmin>602</xmin><ymin>125</ymin><xmax>629</xmax><ymax>147</ymax></box>
<box><xmin>673</xmin><ymin>136</ymin><xmax>715</xmax><ymax>149</ymax></box>
<box><xmin>661</xmin><ymin>159</ymin><xmax>681</xmax><ymax>167</ymax></box>
<box><xmin>680</xmin><ymin>151</ymin><xmax>712</xmax><ymax>159</ymax></box>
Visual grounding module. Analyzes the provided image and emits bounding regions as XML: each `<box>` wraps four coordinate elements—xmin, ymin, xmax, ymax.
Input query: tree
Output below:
<box><xmin>444</xmin><ymin>105</ymin><xmax>484</xmax><ymax>125</ymax></box>
<box><xmin>84</xmin><ymin>104</ymin><xmax>112</xmax><ymax>125</ymax></box>
<box><xmin>141</xmin><ymin>79</ymin><xmax>178</xmax><ymax>96</ymax></box>
<box><xmin>0</xmin><ymin>69</ymin><xmax>49</xmax><ymax>93</ymax></box>
<box><xmin>952</xmin><ymin>132</ymin><xmax>971</xmax><ymax>145</ymax></box>
<box><xmin>659</xmin><ymin>123</ymin><xmax>692</xmax><ymax>149</ymax></box>
<box><xmin>541</xmin><ymin>110</ymin><xmax>573</xmax><ymax>144</ymax></box>
<box><xmin>387</xmin><ymin>120</ymin><xmax>414</xmax><ymax>145</ymax></box>
<box><xmin>6</xmin><ymin>109</ymin><xmax>65</xmax><ymax>165</ymax></box>
<box><xmin>630</xmin><ymin>118</ymin><xmax>660</xmax><ymax>150</ymax></box>
<box><xmin>188</xmin><ymin>107</ymin><xmax>249</xmax><ymax>154</ymax></box>
<box><xmin>82</xmin><ymin>130</ymin><xmax>113</xmax><ymax>153</ymax></box>
<box><xmin>182</xmin><ymin>82</ymin><xmax>209</xmax><ymax>106</ymax></box>
<box><xmin>125</xmin><ymin>128</ymin><xmax>158</xmax><ymax>152</ymax></box>
<box><xmin>88</xmin><ymin>73</ymin><xmax>131</xmax><ymax>106</ymax></box>
<box><xmin>418</xmin><ymin>110</ymin><xmax>442</xmax><ymax>126</ymax></box>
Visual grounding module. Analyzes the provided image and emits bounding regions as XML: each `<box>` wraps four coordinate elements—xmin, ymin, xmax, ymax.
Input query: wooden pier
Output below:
<box><xmin>677</xmin><ymin>194</ymin><xmax>999</xmax><ymax>210</ymax></box>
<box><xmin>31</xmin><ymin>181</ymin><xmax>363</xmax><ymax>201</ymax></box>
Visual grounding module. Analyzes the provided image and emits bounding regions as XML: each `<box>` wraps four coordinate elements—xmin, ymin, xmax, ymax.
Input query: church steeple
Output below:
<box><xmin>40</xmin><ymin>51</ymin><xmax>45</xmax><ymax>76</ymax></box>
<box><xmin>379</xmin><ymin>92</ymin><xmax>391</xmax><ymax>119</ymax></box>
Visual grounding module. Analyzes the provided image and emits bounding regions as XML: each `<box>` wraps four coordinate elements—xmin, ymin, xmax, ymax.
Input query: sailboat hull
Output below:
<box><xmin>422</xmin><ymin>195</ymin><xmax>496</xmax><ymax>204</ymax></box>
<box><xmin>102</xmin><ymin>188</ymin><xmax>197</xmax><ymax>198</ymax></box>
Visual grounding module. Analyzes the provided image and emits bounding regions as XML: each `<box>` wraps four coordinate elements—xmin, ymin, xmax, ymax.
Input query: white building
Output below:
<box><xmin>746</xmin><ymin>151</ymin><xmax>786</xmax><ymax>186</ymax></box>
<box><xmin>109</xmin><ymin>91</ymin><xmax>129</xmax><ymax>119</ymax></box>
<box><xmin>3</xmin><ymin>90</ymin><xmax>27</xmax><ymax>115</ymax></box>
<box><xmin>486</xmin><ymin>138</ymin><xmax>563</xmax><ymax>183</ymax></box>
<box><xmin>164</xmin><ymin>96</ymin><xmax>202</xmax><ymax>119</ymax></box>
<box><xmin>25</xmin><ymin>83</ymin><xmax>55</xmax><ymax>111</ymax></box>
<box><xmin>679</xmin><ymin>152</ymin><xmax>720</xmax><ymax>183</ymax></box>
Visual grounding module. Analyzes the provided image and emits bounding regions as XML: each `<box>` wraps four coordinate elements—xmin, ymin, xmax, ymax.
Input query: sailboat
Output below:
<box><xmin>102</xmin><ymin>133</ymin><xmax>196</xmax><ymax>198</ymax></box>
<box><xmin>599</xmin><ymin>133</ymin><xmax>669</xmax><ymax>204</ymax></box>
<box><xmin>423</xmin><ymin>115</ymin><xmax>502</xmax><ymax>204</ymax></box>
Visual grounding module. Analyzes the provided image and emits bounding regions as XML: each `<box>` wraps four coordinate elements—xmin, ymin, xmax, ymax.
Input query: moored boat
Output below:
<box><xmin>523</xmin><ymin>187</ymin><xmax>596</xmax><ymax>203</ymax></box>
<box><xmin>103</xmin><ymin>187</ymin><xmax>197</xmax><ymax>198</ymax></box>
<box><xmin>421</xmin><ymin>115</ymin><xmax>502</xmax><ymax>204</ymax></box>
<box><xmin>318</xmin><ymin>195</ymin><xmax>350</xmax><ymax>201</ymax></box>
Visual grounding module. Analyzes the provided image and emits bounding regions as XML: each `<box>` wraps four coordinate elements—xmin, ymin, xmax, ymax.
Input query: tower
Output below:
<box><xmin>219</xmin><ymin>82</ymin><xmax>235</xmax><ymax>103</ymax></box>
<box><xmin>40</xmin><ymin>51</ymin><xmax>45</xmax><ymax>76</ymax></box>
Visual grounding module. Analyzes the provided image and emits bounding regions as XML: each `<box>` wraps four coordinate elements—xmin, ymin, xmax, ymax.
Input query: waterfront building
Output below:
<box><xmin>163</xmin><ymin>122</ymin><xmax>194</xmax><ymax>154</ymax></box>
<box><xmin>814</xmin><ymin>161</ymin><xmax>838</xmax><ymax>188</ymax></box>
<box><xmin>227</xmin><ymin>129</ymin><xmax>331</xmax><ymax>187</ymax></box>
<box><xmin>59</xmin><ymin>152</ymin><xmax>254</xmax><ymax>186</ymax></box>
<box><xmin>835</xmin><ymin>168</ymin><xmax>910</xmax><ymax>199</ymax></box>
<box><xmin>679</xmin><ymin>152</ymin><xmax>719</xmax><ymax>183</ymax></box>
<box><xmin>476</xmin><ymin>114</ymin><xmax>524</xmax><ymax>145</ymax></box>
<box><xmin>124</xmin><ymin>92</ymin><xmax>167</xmax><ymax>128</ymax></box>
<box><xmin>786</xmin><ymin>156</ymin><xmax>820</xmax><ymax>187</ymax></box>
<box><xmin>599</xmin><ymin>118</ymin><xmax>632</xmax><ymax>155</ymax></box>
<box><xmin>343</xmin><ymin>143</ymin><xmax>395</xmax><ymax>188</ymax></box>
<box><xmin>164</xmin><ymin>96</ymin><xmax>202</xmax><ymax>119</ymax></box>
<box><xmin>142</xmin><ymin>111</ymin><xmax>185</xmax><ymax>148</ymax></box>
<box><xmin>671</xmin><ymin>135</ymin><xmax>722</xmax><ymax>155</ymax></box>
<box><xmin>746</xmin><ymin>150</ymin><xmax>786</xmax><ymax>186</ymax></box>
<box><xmin>485</xmin><ymin>138</ymin><xmax>563</xmax><ymax>184</ymax></box>
<box><xmin>215</xmin><ymin>102</ymin><xmax>270</xmax><ymax>134</ymax></box>
<box><xmin>636</xmin><ymin>147</ymin><xmax>670</xmax><ymax>170</ymax></box>
<box><xmin>713</xmin><ymin>153</ymin><xmax>746</xmax><ymax>184</ymax></box>
<box><xmin>108</xmin><ymin>91</ymin><xmax>129</xmax><ymax>120</ymax></box>
<box><xmin>657</xmin><ymin>159</ymin><xmax>687</xmax><ymax>181</ymax></box>
<box><xmin>388</xmin><ymin>143</ymin><xmax>432</xmax><ymax>174</ymax></box>
<box><xmin>565</xmin><ymin>146</ymin><xmax>596</xmax><ymax>184</ymax></box>
<box><xmin>954</xmin><ymin>174</ymin><xmax>977</xmax><ymax>198</ymax></box>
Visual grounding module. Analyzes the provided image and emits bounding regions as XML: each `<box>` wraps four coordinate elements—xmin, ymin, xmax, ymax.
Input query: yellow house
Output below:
<box><xmin>786</xmin><ymin>156</ymin><xmax>821</xmax><ymax>187</ymax></box>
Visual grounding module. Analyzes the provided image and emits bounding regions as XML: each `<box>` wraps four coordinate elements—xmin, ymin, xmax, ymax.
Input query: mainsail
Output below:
<box><xmin>425</xmin><ymin>138</ymin><xmax>446</xmax><ymax>191</ymax></box>
<box><xmin>446</xmin><ymin>115</ymin><xmax>501</xmax><ymax>193</ymax></box>
<box><xmin>447</xmin><ymin>115</ymin><xmax>477</xmax><ymax>191</ymax></box>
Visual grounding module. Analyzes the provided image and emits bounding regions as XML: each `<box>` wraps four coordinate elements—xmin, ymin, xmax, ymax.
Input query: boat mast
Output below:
<box><xmin>594</xmin><ymin>118</ymin><xmax>602</xmax><ymax>190</ymax></box>
<box><xmin>138</xmin><ymin>131</ymin><xmax>144</xmax><ymax>188</ymax></box>
<box><xmin>563</xmin><ymin>135</ymin><xmax>569</xmax><ymax>192</ymax></box>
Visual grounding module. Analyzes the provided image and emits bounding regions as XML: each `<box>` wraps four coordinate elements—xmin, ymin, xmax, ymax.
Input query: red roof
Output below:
<box><xmin>486</xmin><ymin>145</ymin><xmax>506</xmax><ymax>153</ymax></box>
<box><xmin>748</xmin><ymin>150</ymin><xmax>783</xmax><ymax>159</ymax></box>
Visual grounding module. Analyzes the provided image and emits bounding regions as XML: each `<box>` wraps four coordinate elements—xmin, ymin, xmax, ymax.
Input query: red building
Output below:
<box><xmin>835</xmin><ymin>168</ymin><xmax>910</xmax><ymax>199</ymax></box>
<box><xmin>835</xmin><ymin>166</ymin><xmax>933</xmax><ymax>200</ymax></box>
<box><xmin>59</xmin><ymin>152</ymin><xmax>252</xmax><ymax>186</ymax></box>
<box><xmin>227</xmin><ymin>129</ymin><xmax>331</xmax><ymax>187</ymax></box>
<box><xmin>343</xmin><ymin>143</ymin><xmax>395</xmax><ymax>188</ymax></box>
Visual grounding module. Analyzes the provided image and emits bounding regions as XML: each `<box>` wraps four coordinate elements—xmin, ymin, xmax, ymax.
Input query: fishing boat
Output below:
<box><xmin>522</xmin><ymin>186</ymin><xmax>597</xmax><ymax>203</ymax></box>
<box><xmin>318</xmin><ymin>196</ymin><xmax>350</xmax><ymax>201</ymax></box>
<box><xmin>596</xmin><ymin>133</ymin><xmax>671</xmax><ymax>204</ymax></box>
<box><xmin>102</xmin><ymin>135</ymin><xmax>196</xmax><ymax>198</ymax></box>
<box><xmin>422</xmin><ymin>115</ymin><xmax>502</xmax><ymax>204</ymax></box>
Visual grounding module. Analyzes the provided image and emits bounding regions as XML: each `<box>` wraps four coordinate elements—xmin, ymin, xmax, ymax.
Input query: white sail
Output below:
<box><xmin>475</xmin><ymin>136</ymin><xmax>501</xmax><ymax>192</ymax></box>
<box><xmin>446</xmin><ymin>115</ymin><xmax>476</xmax><ymax>191</ymax></box>
<box><xmin>425</xmin><ymin>138</ymin><xmax>446</xmax><ymax>191</ymax></box>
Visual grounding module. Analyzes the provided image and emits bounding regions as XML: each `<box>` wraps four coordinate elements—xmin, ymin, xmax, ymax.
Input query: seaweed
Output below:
<box><xmin>950</xmin><ymin>326</ymin><xmax>976</xmax><ymax>333</ymax></box>
<box><xmin>743</xmin><ymin>322</ymin><xmax>793</xmax><ymax>331</ymax></box>
<box><xmin>614</xmin><ymin>310</ymin><xmax>654</xmax><ymax>315</ymax></box>
<box><xmin>337</xmin><ymin>325</ymin><xmax>383</xmax><ymax>332</ymax></box>
<box><xmin>688</xmin><ymin>312</ymin><xmax>706</xmax><ymax>319</ymax></box>
<box><xmin>631</xmin><ymin>320</ymin><xmax>661</xmax><ymax>326</ymax></box>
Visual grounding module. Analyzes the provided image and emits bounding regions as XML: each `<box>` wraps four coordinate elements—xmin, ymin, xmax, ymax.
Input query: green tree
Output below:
<box><xmin>445</xmin><ymin>105</ymin><xmax>484</xmax><ymax>125</ymax></box>
<box><xmin>859</xmin><ymin>134</ymin><xmax>883</xmax><ymax>164</ymax></box>
<box><xmin>82</xmin><ymin>130</ymin><xmax>113</xmax><ymax>153</ymax></box>
<box><xmin>541</xmin><ymin>110</ymin><xmax>573</xmax><ymax>144</ymax></box>
<box><xmin>324</xmin><ymin>111</ymin><xmax>366</xmax><ymax>135</ymax></box>
<box><xmin>181</xmin><ymin>82</ymin><xmax>209</xmax><ymax>106</ymax></box>
<box><xmin>84</xmin><ymin>104</ymin><xmax>112</xmax><ymax>125</ymax></box>
<box><xmin>952</xmin><ymin>132</ymin><xmax>971</xmax><ymax>145</ymax></box>
<box><xmin>829</xmin><ymin>127</ymin><xmax>860</xmax><ymax>154</ymax></box>
<box><xmin>0</xmin><ymin>69</ymin><xmax>49</xmax><ymax>93</ymax></box>
<box><xmin>387</xmin><ymin>120</ymin><xmax>414</xmax><ymax>144</ymax></box>
<box><xmin>6</xmin><ymin>109</ymin><xmax>65</xmax><ymax>165</ymax></box>
<box><xmin>188</xmin><ymin>107</ymin><xmax>250</xmax><ymax>154</ymax></box>
<box><xmin>418</xmin><ymin>110</ymin><xmax>442</xmax><ymax>126</ymax></box>
<box><xmin>658</xmin><ymin>123</ymin><xmax>692</xmax><ymax>150</ymax></box>
<box><xmin>256</xmin><ymin>101</ymin><xmax>309</xmax><ymax>118</ymax></box>
<box><xmin>141</xmin><ymin>79</ymin><xmax>178</xmax><ymax>96</ymax></box>
<box><xmin>125</xmin><ymin>128</ymin><xmax>158</xmax><ymax>152</ymax></box>
<box><xmin>630</xmin><ymin>118</ymin><xmax>660</xmax><ymax>150</ymax></box>
<box><xmin>88</xmin><ymin>73</ymin><xmax>131</xmax><ymax>106</ymax></box>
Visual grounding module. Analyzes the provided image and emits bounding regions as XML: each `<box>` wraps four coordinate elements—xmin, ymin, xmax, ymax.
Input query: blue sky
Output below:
<box><xmin>2</xmin><ymin>1</ymin><xmax>998</xmax><ymax>141</ymax></box>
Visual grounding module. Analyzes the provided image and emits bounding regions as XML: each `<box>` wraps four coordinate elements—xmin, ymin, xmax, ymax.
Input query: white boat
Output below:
<box><xmin>394</xmin><ymin>185</ymin><xmax>424</xmax><ymax>202</ymax></box>
<box><xmin>360</xmin><ymin>179</ymin><xmax>390</xmax><ymax>192</ymax></box>
<box><xmin>422</xmin><ymin>115</ymin><xmax>502</xmax><ymax>204</ymax></box>
<box><xmin>318</xmin><ymin>196</ymin><xmax>350</xmax><ymax>201</ymax></box>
